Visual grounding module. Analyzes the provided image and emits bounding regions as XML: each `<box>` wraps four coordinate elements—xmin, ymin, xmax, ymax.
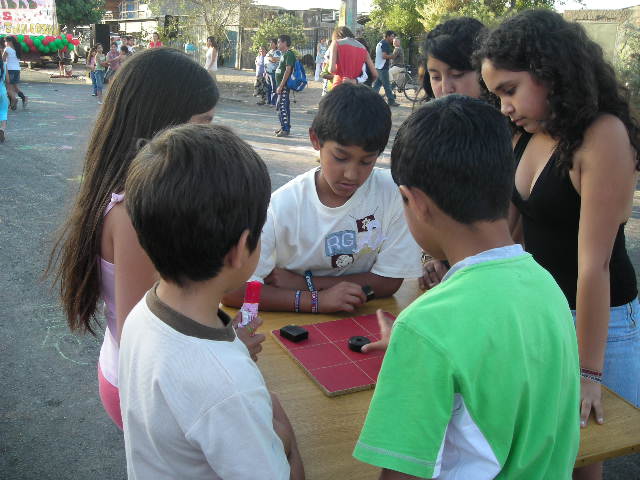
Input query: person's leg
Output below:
<box><xmin>97</xmin><ymin>364</ymin><xmax>123</xmax><ymax>430</ymax></box>
<box><xmin>90</xmin><ymin>71</ymin><xmax>97</xmax><ymax>95</ymax></box>
<box><xmin>95</xmin><ymin>70</ymin><xmax>104</xmax><ymax>103</ymax></box>
<box><xmin>269</xmin><ymin>72</ymin><xmax>278</xmax><ymax>105</ymax></box>
<box><xmin>315</xmin><ymin>62</ymin><xmax>322</xmax><ymax>82</ymax></box>
<box><xmin>379</xmin><ymin>69</ymin><xmax>396</xmax><ymax>103</ymax></box>
<box><xmin>277</xmin><ymin>87</ymin><xmax>290</xmax><ymax>135</ymax></box>
<box><xmin>372</xmin><ymin>69</ymin><xmax>383</xmax><ymax>93</ymax></box>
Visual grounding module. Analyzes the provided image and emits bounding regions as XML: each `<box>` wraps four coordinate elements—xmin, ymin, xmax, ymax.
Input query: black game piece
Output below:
<box><xmin>362</xmin><ymin>285</ymin><xmax>375</xmax><ymax>302</ymax></box>
<box><xmin>280</xmin><ymin>325</ymin><xmax>309</xmax><ymax>342</ymax></box>
<box><xmin>348</xmin><ymin>335</ymin><xmax>371</xmax><ymax>353</ymax></box>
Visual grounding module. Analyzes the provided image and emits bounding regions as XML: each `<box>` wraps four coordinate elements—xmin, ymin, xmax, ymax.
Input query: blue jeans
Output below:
<box><xmin>373</xmin><ymin>68</ymin><xmax>395</xmax><ymax>103</ymax></box>
<box><xmin>266</xmin><ymin>71</ymin><xmax>278</xmax><ymax>105</ymax></box>
<box><xmin>277</xmin><ymin>87</ymin><xmax>290</xmax><ymax>132</ymax></box>
<box><xmin>90</xmin><ymin>71</ymin><xmax>97</xmax><ymax>94</ymax></box>
<box><xmin>94</xmin><ymin>70</ymin><xmax>105</xmax><ymax>93</ymax></box>
<box><xmin>572</xmin><ymin>298</ymin><xmax>640</xmax><ymax>406</ymax></box>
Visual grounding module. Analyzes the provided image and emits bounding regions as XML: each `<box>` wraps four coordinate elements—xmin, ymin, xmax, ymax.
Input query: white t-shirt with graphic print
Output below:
<box><xmin>250</xmin><ymin>167</ymin><xmax>423</xmax><ymax>283</ymax></box>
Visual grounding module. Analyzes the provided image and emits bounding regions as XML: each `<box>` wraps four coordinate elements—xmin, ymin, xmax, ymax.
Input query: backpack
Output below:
<box><xmin>287</xmin><ymin>59</ymin><xmax>307</xmax><ymax>92</ymax></box>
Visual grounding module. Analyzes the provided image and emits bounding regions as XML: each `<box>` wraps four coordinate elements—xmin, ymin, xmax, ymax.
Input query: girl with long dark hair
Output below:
<box><xmin>49</xmin><ymin>48</ymin><xmax>220</xmax><ymax>429</ymax></box>
<box><xmin>3</xmin><ymin>36</ymin><xmax>26</xmax><ymax>109</ymax></box>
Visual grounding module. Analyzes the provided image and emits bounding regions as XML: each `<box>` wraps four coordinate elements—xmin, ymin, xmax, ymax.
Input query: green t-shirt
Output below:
<box><xmin>353</xmin><ymin>253</ymin><xmax>580</xmax><ymax>479</ymax></box>
<box><xmin>275</xmin><ymin>49</ymin><xmax>296</xmax><ymax>86</ymax></box>
<box><xmin>95</xmin><ymin>54</ymin><xmax>107</xmax><ymax>71</ymax></box>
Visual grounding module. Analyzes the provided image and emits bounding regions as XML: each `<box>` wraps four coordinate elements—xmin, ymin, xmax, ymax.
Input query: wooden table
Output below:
<box><xmin>224</xmin><ymin>280</ymin><xmax>640</xmax><ymax>478</ymax></box>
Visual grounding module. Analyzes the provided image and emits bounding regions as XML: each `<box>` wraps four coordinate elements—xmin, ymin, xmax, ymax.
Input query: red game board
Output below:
<box><xmin>271</xmin><ymin>313</ymin><xmax>394</xmax><ymax>397</ymax></box>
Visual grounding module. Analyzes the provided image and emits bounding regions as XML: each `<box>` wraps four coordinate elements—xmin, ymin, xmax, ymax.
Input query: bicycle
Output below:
<box><xmin>392</xmin><ymin>66</ymin><xmax>427</xmax><ymax>104</ymax></box>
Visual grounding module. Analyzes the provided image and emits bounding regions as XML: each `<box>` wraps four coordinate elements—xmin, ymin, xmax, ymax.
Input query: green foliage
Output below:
<box><xmin>56</xmin><ymin>0</ymin><xmax>105</xmax><ymax>29</ymax></box>
<box><xmin>615</xmin><ymin>20</ymin><xmax>640</xmax><ymax>110</ymax></box>
<box><xmin>369</xmin><ymin>0</ymin><xmax>424</xmax><ymax>38</ymax></box>
<box><xmin>417</xmin><ymin>0</ymin><xmax>555</xmax><ymax>31</ymax></box>
<box><xmin>252</xmin><ymin>14</ymin><xmax>305</xmax><ymax>51</ymax></box>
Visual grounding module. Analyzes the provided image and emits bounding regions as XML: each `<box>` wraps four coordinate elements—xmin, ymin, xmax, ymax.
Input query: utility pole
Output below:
<box><xmin>339</xmin><ymin>0</ymin><xmax>357</xmax><ymax>33</ymax></box>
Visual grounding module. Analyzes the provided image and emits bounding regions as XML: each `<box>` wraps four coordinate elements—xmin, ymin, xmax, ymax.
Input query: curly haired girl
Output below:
<box><xmin>476</xmin><ymin>10</ymin><xmax>640</xmax><ymax>479</ymax></box>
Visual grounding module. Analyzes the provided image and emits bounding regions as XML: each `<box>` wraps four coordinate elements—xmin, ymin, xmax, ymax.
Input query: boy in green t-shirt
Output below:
<box><xmin>353</xmin><ymin>95</ymin><xmax>580</xmax><ymax>479</ymax></box>
<box><xmin>274</xmin><ymin>34</ymin><xmax>296</xmax><ymax>138</ymax></box>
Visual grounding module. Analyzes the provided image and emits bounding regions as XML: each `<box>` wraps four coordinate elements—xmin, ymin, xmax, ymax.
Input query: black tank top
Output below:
<box><xmin>512</xmin><ymin>132</ymin><xmax>637</xmax><ymax>309</ymax></box>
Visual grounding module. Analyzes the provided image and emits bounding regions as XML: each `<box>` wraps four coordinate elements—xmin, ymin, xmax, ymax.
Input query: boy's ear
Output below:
<box><xmin>224</xmin><ymin>229</ymin><xmax>251</xmax><ymax>269</ymax></box>
<box><xmin>309</xmin><ymin>129</ymin><xmax>321</xmax><ymax>151</ymax></box>
<box><xmin>399</xmin><ymin>185</ymin><xmax>431</xmax><ymax>222</ymax></box>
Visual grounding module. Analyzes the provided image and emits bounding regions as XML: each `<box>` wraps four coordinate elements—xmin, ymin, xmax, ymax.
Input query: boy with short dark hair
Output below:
<box><xmin>223</xmin><ymin>83</ymin><xmax>423</xmax><ymax>313</ymax></box>
<box><xmin>119</xmin><ymin>124</ymin><xmax>304</xmax><ymax>479</ymax></box>
<box><xmin>353</xmin><ymin>95</ymin><xmax>579</xmax><ymax>479</ymax></box>
<box><xmin>275</xmin><ymin>34</ymin><xmax>296</xmax><ymax>137</ymax></box>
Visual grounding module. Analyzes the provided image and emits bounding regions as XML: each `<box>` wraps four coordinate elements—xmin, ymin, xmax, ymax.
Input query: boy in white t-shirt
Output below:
<box><xmin>119</xmin><ymin>124</ymin><xmax>304</xmax><ymax>479</ymax></box>
<box><xmin>223</xmin><ymin>83</ymin><xmax>422</xmax><ymax>313</ymax></box>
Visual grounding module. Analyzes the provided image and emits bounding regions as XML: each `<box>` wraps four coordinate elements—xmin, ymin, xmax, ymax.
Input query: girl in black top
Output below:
<box><xmin>477</xmin><ymin>10</ymin><xmax>640</xmax><ymax>480</ymax></box>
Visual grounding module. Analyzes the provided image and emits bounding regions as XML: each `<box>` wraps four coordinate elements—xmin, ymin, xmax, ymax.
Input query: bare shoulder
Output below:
<box><xmin>576</xmin><ymin>113</ymin><xmax>634</xmax><ymax>170</ymax></box>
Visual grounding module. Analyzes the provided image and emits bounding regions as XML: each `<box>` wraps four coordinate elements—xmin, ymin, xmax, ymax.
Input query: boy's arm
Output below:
<box><xmin>266</xmin><ymin>268</ymin><xmax>402</xmax><ymax>298</ymax></box>
<box><xmin>277</xmin><ymin>63</ymin><xmax>293</xmax><ymax>94</ymax></box>
<box><xmin>222</xmin><ymin>281</ymin><xmax>367</xmax><ymax>313</ymax></box>
<box><xmin>271</xmin><ymin>393</ymin><xmax>305</xmax><ymax>480</ymax></box>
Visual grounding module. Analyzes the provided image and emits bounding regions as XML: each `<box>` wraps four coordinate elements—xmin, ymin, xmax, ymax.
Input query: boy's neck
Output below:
<box><xmin>439</xmin><ymin>219</ymin><xmax>515</xmax><ymax>267</ymax></box>
<box><xmin>156</xmin><ymin>279</ymin><xmax>226</xmax><ymax>329</ymax></box>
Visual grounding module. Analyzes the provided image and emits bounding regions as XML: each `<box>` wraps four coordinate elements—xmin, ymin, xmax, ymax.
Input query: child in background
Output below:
<box><xmin>120</xmin><ymin>123</ymin><xmax>304</xmax><ymax>479</ymax></box>
<box><xmin>354</xmin><ymin>95</ymin><xmax>580</xmax><ymax>479</ymax></box>
<box><xmin>0</xmin><ymin>38</ymin><xmax>9</xmax><ymax>142</ymax></box>
<box><xmin>86</xmin><ymin>47</ymin><xmax>97</xmax><ymax>96</ymax></box>
<box><xmin>223</xmin><ymin>83</ymin><xmax>422</xmax><ymax>313</ymax></box>
<box><xmin>255</xmin><ymin>46</ymin><xmax>267</xmax><ymax>105</ymax></box>
<box><xmin>49</xmin><ymin>49</ymin><xmax>262</xmax><ymax>431</ymax></box>
<box><xmin>93</xmin><ymin>44</ymin><xmax>107</xmax><ymax>104</ymax></box>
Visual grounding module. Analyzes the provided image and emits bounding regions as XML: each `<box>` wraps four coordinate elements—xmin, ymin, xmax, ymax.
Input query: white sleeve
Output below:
<box><xmin>356</xmin><ymin>62</ymin><xmax>368</xmax><ymax>83</ymax></box>
<box><xmin>187</xmin><ymin>390</ymin><xmax>290</xmax><ymax>480</ymax></box>
<box><xmin>371</xmin><ymin>190</ymin><xmax>424</xmax><ymax>279</ymax></box>
<box><xmin>250</xmin><ymin>206</ymin><xmax>277</xmax><ymax>282</ymax></box>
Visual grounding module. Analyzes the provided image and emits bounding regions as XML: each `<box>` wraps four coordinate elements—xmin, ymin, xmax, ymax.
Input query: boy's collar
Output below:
<box><xmin>440</xmin><ymin>244</ymin><xmax>525</xmax><ymax>283</ymax></box>
<box><xmin>146</xmin><ymin>284</ymin><xmax>235</xmax><ymax>342</ymax></box>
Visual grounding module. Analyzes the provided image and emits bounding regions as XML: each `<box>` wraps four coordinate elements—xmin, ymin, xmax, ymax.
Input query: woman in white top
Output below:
<box><xmin>205</xmin><ymin>36</ymin><xmax>218</xmax><ymax>81</ymax></box>
<box><xmin>3</xmin><ymin>36</ymin><xmax>26</xmax><ymax>110</ymax></box>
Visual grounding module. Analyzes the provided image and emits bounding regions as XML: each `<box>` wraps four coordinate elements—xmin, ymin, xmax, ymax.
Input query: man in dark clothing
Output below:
<box><xmin>372</xmin><ymin>30</ymin><xmax>399</xmax><ymax>106</ymax></box>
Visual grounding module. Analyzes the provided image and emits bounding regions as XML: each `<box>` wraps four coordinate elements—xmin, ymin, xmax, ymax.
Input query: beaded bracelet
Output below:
<box><xmin>580</xmin><ymin>367</ymin><xmax>603</xmax><ymax>384</ymax></box>
<box><xmin>294</xmin><ymin>290</ymin><xmax>301</xmax><ymax>313</ymax></box>
<box><xmin>311</xmin><ymin>290</ymin><xmax>319</xmax><ymax>313</ymax></box>
<box><xmin>304</xmin><ymin>270</ymin><xmax>316</xmax><ymax>292</ymax></box>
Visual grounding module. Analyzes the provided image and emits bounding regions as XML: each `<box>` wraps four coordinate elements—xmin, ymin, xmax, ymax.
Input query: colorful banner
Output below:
<box><xmin>1</xmin><ymin>0</ymin><xmax>58</xmax><ymax>35</ymax></box>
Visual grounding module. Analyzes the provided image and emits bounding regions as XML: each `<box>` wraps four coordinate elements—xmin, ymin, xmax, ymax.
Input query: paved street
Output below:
<box><xmin>1</xmin><ymin>70</ymin><xmax>638</xmax><ymax>479</ymax></box>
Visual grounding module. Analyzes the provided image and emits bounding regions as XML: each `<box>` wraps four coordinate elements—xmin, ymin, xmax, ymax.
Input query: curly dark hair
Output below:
<box><xmin>474</xmin><ymin>9</ymin><xmax>640</xmax><ymax>171</ymax></box>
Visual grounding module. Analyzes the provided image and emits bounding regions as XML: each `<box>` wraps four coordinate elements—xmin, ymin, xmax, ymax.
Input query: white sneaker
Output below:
<box><xmin>97</xmin><ymin>101</ymin><xmax>103</xmax><ymax>104</ymax></box>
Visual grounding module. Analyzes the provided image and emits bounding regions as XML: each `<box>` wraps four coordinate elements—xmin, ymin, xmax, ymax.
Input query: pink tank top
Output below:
<box><xmin>98</xmin><ymin>193</ymin><xmax>124</xmax><ymax>387</ymax></box>
<box><xmin>334</xmin><ymin>38</ymin><xmax>368</xmax><ymax>86</ymax></box>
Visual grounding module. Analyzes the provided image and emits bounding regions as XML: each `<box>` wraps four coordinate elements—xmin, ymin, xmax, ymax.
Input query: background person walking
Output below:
<box><xmin>372</xmin><ymin>31</ymin><xmax>399</xmax><ymax>106</ymax></box>
<box><xmin>275</xmin><ymin>35</ymin><xmax>295</xmax><ymax>137</ymax></box>
<box><xmin>3</xmin><ymin>36</ymin><xmax>26</xmax><ymax>110</ymax></box>
<box><xmin>205</xmin><ymin>36</ymin><xmax>218</xmax><ymax>81</ymax></box>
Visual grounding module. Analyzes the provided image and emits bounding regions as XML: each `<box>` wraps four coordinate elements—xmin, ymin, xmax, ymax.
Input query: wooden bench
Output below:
<box><xmin>224</xmin><ymin>279</ymin><xmax>640</xmax><ymax>478</ymax></box>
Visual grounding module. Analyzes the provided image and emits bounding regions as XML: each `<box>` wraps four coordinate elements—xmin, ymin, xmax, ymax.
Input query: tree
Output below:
<box><xmin>56</xmin><ymin>0</ymin><xmax>105</xmax><ymax>30</ymax></box>
<box><xmin>417</xmin><ymin>0</ymin><xmax>556</xmax><ymax>31</ymax></box>
<box><xmin>615</xmin><ymin>20</ymin><xmax>640</xmax><ymax>110</ymax></box>
<box><xmin>369</xmin><ymin>0</ymin><xmax>424</xmax><ymax>38</ymax></box>
<box><xmin>252</xmin><ymin>14</ymin><xmax>305</xmax><ymax>51</ymax></box>
<box><xmin>148</xmin><ymin>0</ymin><xmax>255</xmax><ymax>39</ymax></box>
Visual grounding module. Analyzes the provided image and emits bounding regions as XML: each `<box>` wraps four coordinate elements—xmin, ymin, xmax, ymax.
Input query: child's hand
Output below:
<box><xmin>580</xmin><ymin>378</ymin><xmax>604</xmax><ymax>427</ymax></box>
<box><xmin>361</xmin><ymin>309</ymin><xmax>394</xmax><ymax>353</ymax></box>
<box><xmin>233</xmin><ymin>313</ymin><xmax>265</xmax><ymax>361</ymax></box>
<box><xmin>419</xmin><ymin>259</ymin><xmax>449</xmax><ymax>290</ymax></box>
<box><xmin>320</xmin><ymin>282</ymin><xmax>366</xmax><ymax>312</ymax></box>
<box><xmin>265</xmin><ymin>268</ymin><xmax>307</xmax><ymax>290</ymax></box>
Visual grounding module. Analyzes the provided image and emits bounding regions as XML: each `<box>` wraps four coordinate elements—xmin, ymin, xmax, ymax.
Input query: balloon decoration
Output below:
<box><xmin>0</xmin><ymin>33</ymin><xmax>81</xmax><ymax>56</ymax></box>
